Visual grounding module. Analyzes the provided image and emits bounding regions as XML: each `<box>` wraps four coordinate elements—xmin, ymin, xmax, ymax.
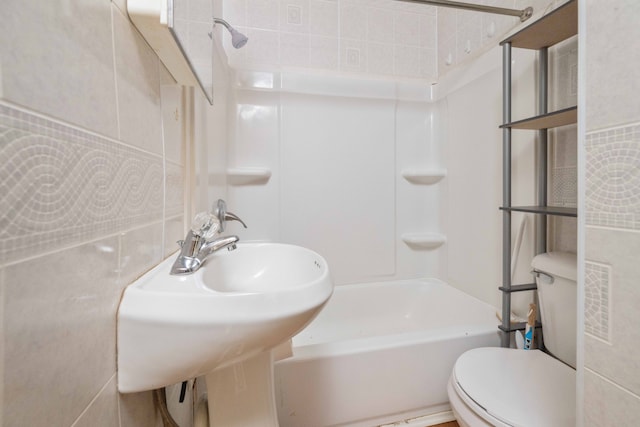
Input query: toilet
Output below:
<box><xmin>447</xmin><ymin>252</ymin><xmax>577</xmax><ymax>427</ymax></box>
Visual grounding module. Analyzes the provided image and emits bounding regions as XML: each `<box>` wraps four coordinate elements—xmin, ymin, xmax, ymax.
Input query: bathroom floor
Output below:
<box><xmin>433</xmin><ymin>422</ymin><xmax>459</xmax><ymax>427</ymax></box>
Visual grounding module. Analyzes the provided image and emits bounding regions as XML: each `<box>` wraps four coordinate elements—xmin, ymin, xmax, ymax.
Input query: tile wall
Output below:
<box><xmin>0</xmin><ymin>1</ymin><xmax>185</xmax><ymax>426</ymax></box>
<box><xmin>583</xmin><ymin>0</ymin><xmax>640</xmax><ymax>424</ymax></box>
<box><xmin>218</xmin><ymin>0</ymin><xmax>571</xmax><ymax>81</ymax></box>
<box><xmin>437</xmin><ymin>0</ymin><xmax>518</xmax><ymax>76</ymax></box>
<box><xmin>222</xmin><ymin>0</ymin><xmax>440</xmax><ymax>79</ymax></box>
<box><xmin>436</xmin><ymin>0</ymin><xmax>563</xmax><ymax>76</ymax></box>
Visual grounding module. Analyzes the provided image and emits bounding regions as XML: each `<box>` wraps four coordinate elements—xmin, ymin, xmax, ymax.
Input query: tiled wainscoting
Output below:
<box><xmin>0</xmin><ymin>97</ymin><xmax>183</xmax><ymax>426</ymax></box>
<box><xmin>583</xmin><ymin>121</ymin><xmax>640</xmax><ymax>424</ymax></box>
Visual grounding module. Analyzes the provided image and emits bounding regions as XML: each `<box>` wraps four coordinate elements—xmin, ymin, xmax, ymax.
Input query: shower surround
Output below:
<box><xmin>225</xmin><ymin>69</ymin><xmax>447</xmax><ymax>286</ymax></box>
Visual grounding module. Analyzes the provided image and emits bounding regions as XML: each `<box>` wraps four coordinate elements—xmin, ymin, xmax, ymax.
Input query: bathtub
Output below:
<box><xmin>274</xmin><ymin>279</ymin><xmax>500</xmax><ymax>427</ymax></box>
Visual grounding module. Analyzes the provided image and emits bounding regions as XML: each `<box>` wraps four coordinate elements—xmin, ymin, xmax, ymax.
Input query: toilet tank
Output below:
<box><xmin>531</xmin><ymin>251</ymin><xmax>577</xmax><ymax>368</ymax></box>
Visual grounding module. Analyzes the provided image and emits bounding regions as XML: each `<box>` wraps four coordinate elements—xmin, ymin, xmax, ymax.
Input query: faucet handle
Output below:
<box><xmin>214</xmin><ymin>199</ymin><xmax>247</xmax><ymax>232</ymax></box>
<box><xmin>191</xmin><ymin>211</ymin><xmax>221</xmax><ymax>239</ymax></box>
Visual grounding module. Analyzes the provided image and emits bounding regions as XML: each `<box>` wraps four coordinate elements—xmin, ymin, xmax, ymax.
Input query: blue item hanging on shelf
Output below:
<box><xmin>524</xmin><ymin>303</ymin><xmax>536</xmax><ymax>350</ymax></box>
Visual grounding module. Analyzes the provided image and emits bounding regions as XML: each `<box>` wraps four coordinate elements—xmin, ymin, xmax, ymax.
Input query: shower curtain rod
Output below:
<box><xmin>395</xmin><ymin>0</ymin><xmax>533</xmax><ymax>21</ymax></box>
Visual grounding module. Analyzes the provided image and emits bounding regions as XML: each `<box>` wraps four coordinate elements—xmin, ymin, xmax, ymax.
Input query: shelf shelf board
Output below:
<box><xmin>500</xmin><ymin>205</ymin><xmax>577</xmax><ymax>217</ymax></box>
<box><xmin>226</xmin><ymin>167</ymin><xmax>272</xmax><ymax>185</ymax></box>
<box><xmin>499</xmin><ymin>283</ymin><xmax>538</xmax><ymax>293</ymax></box>
<box><xmin>500</xmin><ymin>106</ymin><xmax>577</xmax><ymax>130</ymax></box>
<box><xmin>498</xmin><ymin>321</ymin><xmax>542</xmax><ymax>333</ymax></box>
<box><xmin>501</xmin><ymin>0</ymin><xmax>577</xmax><ymax>49</ymax></box>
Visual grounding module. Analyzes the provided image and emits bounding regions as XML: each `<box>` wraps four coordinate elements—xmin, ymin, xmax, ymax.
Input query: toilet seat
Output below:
<box><xmin>448</xmin><ymin>347</ymin><xmax>576</xmax><ymax>427</ymax></box>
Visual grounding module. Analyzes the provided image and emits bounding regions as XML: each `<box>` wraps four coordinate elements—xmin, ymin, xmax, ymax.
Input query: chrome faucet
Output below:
<box><xmin>170</xmin><ymin>199</ymin><xmax>247</xmax><ymax>275</ymax></box>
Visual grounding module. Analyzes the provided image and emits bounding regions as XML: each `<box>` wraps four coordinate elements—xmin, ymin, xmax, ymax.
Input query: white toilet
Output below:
<box><xmin>447</xmin><ymin>252</ymin><xmax>577</xmax><ymax>427</ymax></box>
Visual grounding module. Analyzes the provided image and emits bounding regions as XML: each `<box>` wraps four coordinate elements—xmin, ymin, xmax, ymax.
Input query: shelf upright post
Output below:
<box><xmin>536</xmin><ymin>47</ymin><xmax>548</xmax><ymax>255</ymax></box>
<box><xmin>501</xmin><ymin>41</ymin><xmax>512</xmax><ymax>348</ymax></box>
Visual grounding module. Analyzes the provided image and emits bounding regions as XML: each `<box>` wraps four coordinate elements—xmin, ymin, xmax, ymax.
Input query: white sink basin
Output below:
<box><xmin>117</xmin><ymin>243</ymin><xmax>333</xmax><ymax>393</ymax></box>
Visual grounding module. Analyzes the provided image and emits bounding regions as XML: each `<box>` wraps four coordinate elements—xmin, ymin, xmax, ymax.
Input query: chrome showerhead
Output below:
<box><xmin>213</xmin><ymin>18</ymin><xmax>248</xmax><ymax>49</ymax></box>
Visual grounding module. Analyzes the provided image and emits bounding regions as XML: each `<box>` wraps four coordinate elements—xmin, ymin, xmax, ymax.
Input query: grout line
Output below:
<box><xmin>116</xmin><ymin>223</ymin><xmax>124</xmax><ymax>285</ymax></box>
<box><xmin>585</xmin><ymin>120</ymin><xmax>640</xmax><ymax>136</ymax></box>
<box><xmin>116</xmin><ymin>379</ymin><xmax>123</xmax><ymax>427</ymax></box>
<box><xmin>0</xmin><ymin>219</ymin><xmax>166</xmax><ymax>270</ymax></box>
<box><xmin>110</xmin><ymin>4</ymin><xmax>122</xmax><ymax>145</ymax></box>
<box><xmin>70</xmin><ymin>373</ymin><xmax>118</xmax><ymax>427</ymax></box>
<box><xmin>159</xmin><ymin>60</ymin><xmax>168</xmax><ymax>259</ymax></box>
<box><xmin>584</xmin><ymin>367</ymin><xmax>640</xmax><ymax>401</ymax></box>
<box><xmin>584</xmin><ymin>225</ymin><xmax>640</xmax><ymax>235</ymax></box>
<box><xmin>0</xmin><ymin>100</ymin><xmax>162</xmax><ymax>160</ymax></box>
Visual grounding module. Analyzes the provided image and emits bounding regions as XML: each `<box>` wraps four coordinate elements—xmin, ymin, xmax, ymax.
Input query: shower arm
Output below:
<box><xmin>395</xmin><ymin>0</ymin><xmax>533</xmax><ymax>22</ymax></box>
<box><xmin>213</xmin><ymin>18</ymin><xmax>233</xmax><ymax>32</ymax></box>
<box><xmin>212</xmin><ymin>17</ymin><xmax>248</xmax><ymax>49</ymax></box>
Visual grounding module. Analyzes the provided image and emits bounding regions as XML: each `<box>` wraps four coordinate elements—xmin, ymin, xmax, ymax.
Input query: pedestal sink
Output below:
<box><xmin>117</xmin><ymin>242</ymin><xmax>333</xmax><ymax>426</ymax></box>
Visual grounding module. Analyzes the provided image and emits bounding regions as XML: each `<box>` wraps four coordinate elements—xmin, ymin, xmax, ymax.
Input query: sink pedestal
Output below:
<box><xmin>206</xmin><ymin>350</ymin><xmax>279</xmax><ymax>427</ymax></box>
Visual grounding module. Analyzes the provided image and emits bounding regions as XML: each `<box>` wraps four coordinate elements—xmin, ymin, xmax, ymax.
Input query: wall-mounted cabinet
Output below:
<box><xmin>128</xmin><ymin>0</ymin><xmax>214</xmax><ymax>103</ymax></box>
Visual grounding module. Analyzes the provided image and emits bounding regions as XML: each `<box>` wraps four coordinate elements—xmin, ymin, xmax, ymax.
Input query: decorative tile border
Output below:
<box><xmin>585</xmin><ymin>261</ymin><xmax>612</xmax><ymax>343</ymax></box>
<box><xmin>586</xmin><ymin>122</ymin><xmax>640</xmax><ymax>230</ymax></box>
<box><xmin>0</xmin><ymin>103</ymin><xmax>167</xmax><ymax>266</ymax></box>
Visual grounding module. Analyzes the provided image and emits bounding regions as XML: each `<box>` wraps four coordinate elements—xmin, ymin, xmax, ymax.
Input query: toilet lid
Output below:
<box><xmin>453</xmin><ymin>347</ymin><xmax>576</xmax><ymax>427</ymax></box>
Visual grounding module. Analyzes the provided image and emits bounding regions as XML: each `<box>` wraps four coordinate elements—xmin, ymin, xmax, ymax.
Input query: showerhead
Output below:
<box><xmin>228</xmin><ymin>27</ymin><xmax>248</xmax><ymax>49</ymax></box>
<box><xmin>213</xmin><ymin>18</ymin><xmax>248</xmax><ymax>49</ymax></box>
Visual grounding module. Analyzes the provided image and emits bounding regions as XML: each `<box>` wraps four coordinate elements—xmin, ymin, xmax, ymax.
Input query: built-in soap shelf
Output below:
<box><xmin>226</xmin><ymin>168</ymin><xmax>272</xmax><ymax>185</ymax></box>
<box><xmin>401</xmin><ymin>168</ymin><xmax>447</xmax><ymax>185</ymax></box>
<box><xmin>401</xmin><ymin>232</ymin><xmax>447</xmax><ymax>250</ymax></box>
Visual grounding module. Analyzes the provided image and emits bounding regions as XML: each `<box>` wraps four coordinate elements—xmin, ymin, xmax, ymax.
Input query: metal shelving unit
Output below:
<box><xmin>499</xmin><ymin>0</ymin><xmax>578</xmax><ymax>347</ymax></box>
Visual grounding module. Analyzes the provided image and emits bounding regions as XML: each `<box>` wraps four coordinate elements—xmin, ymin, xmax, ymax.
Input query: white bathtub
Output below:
<box><xmin>274</xmin><ymin>279</ymin><xmax>500</xmax><ymax>427</ymax></box>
